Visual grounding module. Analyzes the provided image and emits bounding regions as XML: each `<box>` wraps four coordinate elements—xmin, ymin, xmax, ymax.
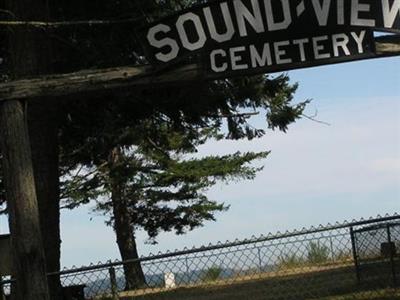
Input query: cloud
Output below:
<box><xmin>196</xmin><ymin>95</ymin><xmax>400</xmax><ymax>199</ymax></box>
<box><xmin>370</xmin><ymin>158</ymin><xmax>400</xmax><ymax>173</ymax></box>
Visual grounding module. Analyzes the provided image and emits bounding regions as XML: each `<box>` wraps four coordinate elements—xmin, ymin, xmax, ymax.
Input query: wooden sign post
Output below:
<box><xmin>0</xmin><ymin>1</ymin><xmax>52</xmax><ymax>300</ymax></box>
<box><xmin>0</xmin><ymin>100</ymin><xmax>50</xmax><ymax>300</ymax></box>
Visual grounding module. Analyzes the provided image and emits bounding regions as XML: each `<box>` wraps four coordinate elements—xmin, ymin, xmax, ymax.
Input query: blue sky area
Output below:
<box><xmin>1</xmin><ymin>56</ymin><xmax>399</xmax><ymax>268</ymax></box>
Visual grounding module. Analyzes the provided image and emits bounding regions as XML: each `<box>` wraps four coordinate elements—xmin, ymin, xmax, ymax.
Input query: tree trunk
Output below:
<box><xmin>0</xmin><ymin>100</ymin><xmax>50</xmax><ymax>300</ymax></box>
<box><xmin>109</xmin><ymin>148</ymin><xmax>147</xmax><ymax>291</ymax></box>
<box><xmin>6</xmin><ymin>0</ymin><xmax>62</xmax><ymax>299</ymax></box>
<box><xmin>28</xmin><ymin>102</ymin><xmax>62</xmax><ymax>300</ymax></box>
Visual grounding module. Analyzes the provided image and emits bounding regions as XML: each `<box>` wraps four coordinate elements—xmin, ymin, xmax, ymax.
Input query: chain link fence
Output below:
<box><xmin>1</xmin><ymin>214</ymin><xmax>399</xmax><ymax>300</ymax></box>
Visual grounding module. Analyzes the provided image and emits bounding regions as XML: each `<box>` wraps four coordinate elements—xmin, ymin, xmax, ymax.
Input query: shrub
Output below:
<box><xmin>307</xmin><ymin>242</ymin><xmax>330</xmax><ymax>264</ymax></box>
<box><xmin>202</xmin><ymin>266</ymin><xmax>223</xmax><ymax>282</ymax></box>
<box><xmin>277</xmin><ymin>253</ymin><xmax>305</xmax><ymax>269</ymax></box>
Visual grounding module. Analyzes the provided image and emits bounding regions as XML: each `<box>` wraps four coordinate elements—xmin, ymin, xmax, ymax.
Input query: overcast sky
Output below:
<box><xmin>1</xmin><ymin>55</ymin><xmax>399</xmax><ymax>269</ymax></box>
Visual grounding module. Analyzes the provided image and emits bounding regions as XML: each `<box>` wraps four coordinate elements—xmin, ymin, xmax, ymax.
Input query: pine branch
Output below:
<box><xmin>206</xmin><ymin>111</ymin><xmax>260</xmax><ymax>118</ymax></box>
<box><xmin>302</xmin><ymin>107</ymin><xmax>331</xmax><ymax>126</ymax></box>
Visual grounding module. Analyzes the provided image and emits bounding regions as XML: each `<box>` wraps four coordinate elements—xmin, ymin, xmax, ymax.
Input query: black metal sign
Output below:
<box><xmin>139</xmin><ymin>0</ymin><xmax>400</xmax><ymax>76</ymax></box>
<box><xmin>204</xmin><ymin>28</ymin><xmax>376</xmax><ymax>77</ymax></box>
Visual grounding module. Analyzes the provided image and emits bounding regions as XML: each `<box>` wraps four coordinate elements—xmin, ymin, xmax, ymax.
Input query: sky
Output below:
<box><xmin>1</xmin><ymin>54</ymin><xmax>399</xmax><ymax>269</ymax></box>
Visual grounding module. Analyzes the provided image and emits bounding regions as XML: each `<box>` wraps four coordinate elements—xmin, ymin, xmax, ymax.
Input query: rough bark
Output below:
<box><xmin>6</xmin><ymin>0</ymin><xmax>62</xmax><ymax>299</ymax></box>
<box><xmin>0</xmin><ymin>64</ymin><xmax>199</xmax><ymax>101</ymax></box>
<box><xmin>0</xmin><ymin>35</ymin><xmax>399</xmax><ymax>102</ymax></box>
<box><xmin>0</xmin><ymin>100</ymin><xmax>50</xmax><ymax>300</ymax></box>
<box><xmin>28</xmin><ymin>102</ymin><xmax>62</xmax><ymax>300</ymax></box>
<box><xmin>109</xmin><ymin>148</ymin><xmax>147</xmax><ymax>290</ymax></box>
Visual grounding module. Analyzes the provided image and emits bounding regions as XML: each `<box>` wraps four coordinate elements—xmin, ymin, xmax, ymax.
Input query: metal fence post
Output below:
<box><xmin>108</xmin><ymin>267</ymin><xmax>119</xmax><ymax>300</ymax></box>
<box><xmin>185</xmin><ymin>256</ymin><xmax>190</xmax><ymax>283</ymax></box>
<box><xmin>257</xmin><ymin>247</ymin><xmax>263</xmax><ymax>272</ymax></box>
<box><xmin>386</xmin><ymin>224</ymin><xmax>397</xmax><ymax>287</ymax></box>
<box><xmin>330</xmin><ymin>237</ymin><xmax>335</xmax><ymax>262</ymax></box>
<box><xmin>350</xmin><ymin>227</ymin><xmax>360</xmax><ymax>283</ymax></box>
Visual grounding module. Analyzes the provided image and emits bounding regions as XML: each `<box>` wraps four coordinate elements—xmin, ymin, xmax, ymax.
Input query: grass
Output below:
<box><xmin>92</xmin><ymin>261</ymin><xmax>400</xmax><ymax>300</ymax></box>
<box><xmin>317</xmin><ymin>290</ymin><xmax>400</xmax><ymax>300</ymax></box>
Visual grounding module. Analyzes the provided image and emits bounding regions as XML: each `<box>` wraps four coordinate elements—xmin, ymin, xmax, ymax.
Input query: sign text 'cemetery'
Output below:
<box><xmin>140</xmin><ymin>0</ymin><xmax>400</xmax><ymax>77</ymax></box>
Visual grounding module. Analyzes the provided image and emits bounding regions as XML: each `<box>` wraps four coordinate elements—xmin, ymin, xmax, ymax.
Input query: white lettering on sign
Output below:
<box><xmin>230</xmin><ymin>46</ymin><xmax>249</xmax><ymax>70</ymax></box>
<box><xmin>204</xmin><ymin>2</ymin><xmax>235</xmax><ymax>43</ymax></box>
<box><xmin>351</xmin><ymin>30</ymin><xmax>367</xmax><ymax>53</ymax></box>
<box><xmin>146</xmin><ymin>24</ymin><xmax>179</xmax><ymax>63</ymax></box>
<box><xmin>234</xmin><ymin>0</ymin><xmax>265</xmax><ymax>36</ymax></box>
<box><xmin>210</xmin><ymin>49</ymin><xmax>228</xmax><ymax>72</ymax></box>
<box><xmin>332</xmin><ymin>33</ymin><xmax>350</xmax><ymax>57</ymax></box>
<box><xmin>313</xmin><ymin>35</ymin><xmax>331</xmax><ymax>59</ymax></box>
<box><xmin>250</xmin><ymin>43</ymin><xmax>273</xmax><ymax>67</ymax></box>
<box><xmin>208</xmin><ymin>30</ymin><xmax>368</xmax><ymax>73</ymax></box>
<box><xmin>382</xmin><ymin>0</ymin><xmax>400</xmax><ymax>29</ymax></box>
<box><xmin>229</xmin><ymin>46</ymin><xmax>249</xmax><ymax>71</ymax></box>
<box><xmin>337</xmin><ymin>0</ymin><xmax>345</xmax><ymax>24</ymax></box>
<box><xmin>274</xmin><ymin>41</ymin><xmax>292</xmax><ymax>64</ymax></box>
<box><xmin>176</xmin><ymin>13</ymin><xmax>207</xmax><ymax>51</ymax></box>
<box><xmin>144</xmin><ymin>0</ymin><xmax>399</xmax><ymax>64</ymax></box>
<box><xmin>293</xmin><ymin>38</ymin><xmax>310</xmax><ymax>62</ymax></box>
<box><xmin>351</xmin><ymin>0</ymin><xmax>375</xmax><ymax>27</ymax></box>
<box><xmin>311</xmin><ymin>0</ymin><xmax>331</xmax><ymax>26</ymax></box>
<box><xmin>265</xmin><ymin>0</ymin><xmax>292</xmax><ymax>31</ymax></box>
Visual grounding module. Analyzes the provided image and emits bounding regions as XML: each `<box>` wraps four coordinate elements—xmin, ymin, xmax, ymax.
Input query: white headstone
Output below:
<box><xmin>164</xmin><ymin>272</ymin><xmax>176</xmax><ymax>289</ymax></box>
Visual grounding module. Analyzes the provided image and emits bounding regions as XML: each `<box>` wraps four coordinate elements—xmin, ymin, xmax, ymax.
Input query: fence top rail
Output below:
<box><xmin>47</xmin><ymin>213</ymin><xmax>399</xmax><ymax>277</ymax></box>
<box><xmin>352</xmin><ymin>221</ymin><xmax>400</xmax><ymax>233</ymax></box>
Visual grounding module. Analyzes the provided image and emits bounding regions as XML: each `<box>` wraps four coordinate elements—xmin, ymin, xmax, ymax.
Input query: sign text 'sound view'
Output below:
<box><xmin>140</xmin><ymin>0</ymin><xmax>400</xmax><ymax>77</ymax></box>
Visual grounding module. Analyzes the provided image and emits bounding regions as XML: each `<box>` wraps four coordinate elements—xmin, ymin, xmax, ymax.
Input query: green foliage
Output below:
<box><xmin>0</xmin><ymin>1</ymin><xmax>308</xmax><ymax>295</ymax></box>
<box><xmin>54</xmin><ymin>0</ymin><xmax>306</xmax><ymax>193</ymax></box>
<box><xmin>56</xmin><ymin>2</ymin><xmax>305</xmax><ymax>245</ymax></box>
<box><xmin>0</xmin><ymin>0</ymin><xmax>307</xmax><ymax>258</ymax></box>
<box><xmin>0</xmin><ymin>1</ymin><xmax>307</xmax><ymax>248</ymax></box>
<box><xmin>307</xmin><ymin>242</ymin><xmax>330</xmax><ymax>264</ymax></box>
<box><xmin>202</xmin><ymin>266</ymin><xmax>223</xmax><ymax>282</ymax></box>
<box><xmin>62</xmin><ymin>124</ymin><xmax>269</xmax><ymax>240</ymax></box>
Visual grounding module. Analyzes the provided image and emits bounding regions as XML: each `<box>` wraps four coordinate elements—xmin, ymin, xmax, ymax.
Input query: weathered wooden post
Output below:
<box><xmin>0</xmin><ymin>0</ymin><xmax>58</xmax><ymax>299</ymax></box>
<box><xmin>0</xmin><ymin>100</ymin><xmax>50</xmax><ymax>300</ymax></box>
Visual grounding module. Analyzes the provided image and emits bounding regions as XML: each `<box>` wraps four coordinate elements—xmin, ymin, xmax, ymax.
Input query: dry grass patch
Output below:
<box><xmin>98</xmin><ymin>262</ymin><xmax>399</xmax><ymax>300</ymax></box>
